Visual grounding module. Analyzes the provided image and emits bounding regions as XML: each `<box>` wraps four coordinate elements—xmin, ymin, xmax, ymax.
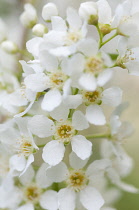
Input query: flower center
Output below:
<box><xmin>50</xmin><ymin>71</ymin><xmax>68</xmax><ymax>89</ymax></box>
<box><xmin>85</xmin><ymin>56</ymin><xmax>104</xmax><ymax>75</ymax></box>
<box><xmin>65</xmin><ymin>31</ymin><xmax>82</xmax><ymax>45</ymax></box>
<box><xmin>123</xmin><ymin>49</ymin><xmax>136</xmax><ymax>63</ymax></box>
<box><xmin>16</xmin><ymin>137</ymin><xmax>34</xmax><ymax>157</ymax></box>
<box><xmin>24</xmin><ymin>185</ymin><xmax>41</xmax><ymax>203</ymax></box>
<box><xmin>55</xmin><ymin>122</ymin><xmax>75</xmax><ymax>144</ymax></box>
<box><xmin>82</xmin><ymin>88</ymin><xmax>102</xmax><ymax>105</ymax></box>
<box><xmin>67</xmin><ymin>170</ymin><xmax>88</xmax><ymax>192</ymax></box>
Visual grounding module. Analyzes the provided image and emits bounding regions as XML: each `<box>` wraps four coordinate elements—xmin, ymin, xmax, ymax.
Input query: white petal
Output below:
<box><xmin>50</xmin><ymin>103</ymin><xmax>69</xmax><ymax>122</ymax></box>
<box><xmin>97</xmin><ymin>0</ymin><xmax>112</xmax><ymax>24</ymax></box>
<box><xmin>107</xmin><ymin>168</ymin><xmax>139</xmax><ymax>193</ymax></box>
<box><xmin>28</xmin><ymin>115</ymin><xmax>55</xmax><ymax>138</ymax></box>
<box><xmin>20</xmin><ymin>154</ymin><xmax>34</xmax><ymax>176</ymax></box>
<box><xmin>39</xmin><ymin>50</ymin><xmax>58</xmax><ymax>71</ymax></box>
<box><xmin>67</xmin><ymin>7</ymin><xmax>82</xmax><ymax>30</ymax></box>
<box><xmin>86</xmin><ymin>159</ymin><xmax>111</xmax><ymax>177</ymax></box>
<box><xmin>42</xmin><ymin>140</ymin><xmax>65</xmax><ymax>166</ymax></box>
<box><xmin>72</xmin><ymin>110</ymin><xmax>89</xmax><ymax>130</ymax></box>
<box><xmin>86</xmin><ymin>105</ymin><xmax>106</xmax><ymax>125</ymax></box>
<box><xmin>77</xmin><ymin>39</ymin><xmax>98</xmax><ymax>57</ymax></box>
<box><xmin>9</xmin><ymin>90</ymin><xmax>28</xmax><ymax>106</ymax></box>
<box><xmin>110</xmin><ymin>115</ymin><xmax>121</xmax><ymax>135</ymax></box>
<box><xmin>41</xmin><ymin>89</ymin><xmax>62</xmax><ymax>112</ymax></box>
<box><xmin>19</xmin><ymin>165</ymin><xmax>35</xmax><ymax>186</ymax></box>
<box><xmin>9</xmin><ymin>155</ymin><xmax>26</xmax><ymax>172</ymax></box>
<box><xmin>63</xmin><ymin>95</ymin><xmax>82</xmax><ymax>109</ymax></box>
<box><xmin>102</xmin><ymin>87</ymin><xmax>123</xmax><ymax>107</ymax></box>
<box><xmin>46</xmin><ymin>162</ymin><xmax>68</xmax><ymax>182</ymax></box>
<box><xmin>63</xmin><ymin>53</ymin><xmax>84</xmax><ymax>76</ymax></box>
<box><xmin>44</xmin><ymin>31</ymin><xmax>65</xmax><ymax>47</ymax></box>
<box><xmin>69</xmin><ymin>152</ymin><xmax>89</xmax><ymax>170</ymax></box>
<box><xmin>97</xmin><ymin>69</ymin><xmax>113</xmax><ymax>87</ymax></box>
<box><xmin>16</xmin><ymin>203</ymin><xmax>34</xmax><ymax>210</ymax></box>
<box><xmin>116</xmin><ymin>181</ymin><xmax>139</xmax><ymax>193</ymax></box>
<box><xmin>14</xmin><ymin>117</ymin><xmax>29</xmax><ymax>136</ymax></box>
<box><xmin>24</xmin><ymin>73</ymin><xmax>49</xmax><ymax>92</ymax></box>
<box><xmin>51</xmin><ymin>16</ymin><xmax>67</xmax><ymax>31</ymax></box>
<box><xmin>117</xmin><ymin>36</ymin><xmax>128</xmax><ymax>57</ymax></box>
<box><xmin>26</xmin><ymin>37</ymin><xmax>43</xmax><ymax>58</ymax></box>
<box><xmin>50</xmin><ymin>46</ymin><xmax>74</xmax><ymax>57</ymax></box>
<box><xmin>71</xmin><ymin>135</ymin><xmax>92</xmax><ymax>160</ymax></box>
<box><xmin>40</xmin><ymin>190</ymin><xmax>58</xmax><ymax>210</ymax></box>
<box><xmin>58</xmin><ymin>188</ymin><xmax>76</xmax><ymax>210</ymax></box>
<box><xmin>79</xmin><ymin>73</ymin><xmax>97</xmax><ymax>91</ymax></box>
<box><xmin>125</xmin><ymin>60</ymin><xmax>139</xmax><ymax>76</ymax></box>
<box><xmin>36</xmin><ymin>163</ymin><xmax>53</xmax><ymax>188</ymax></box>
<box><xmin>42</xmin><ymin>3</ymin><xmax>58</xmax><ymax>21</ymax></box>
<box><xmin>80</xmin><ymin>186</ymin><xmax>104</xmax><ymax>210</ymax></box>
<box><xmin>63</xmin><ymin>79</ymin><xmax>72</xmax><ymax>97</ymax></box>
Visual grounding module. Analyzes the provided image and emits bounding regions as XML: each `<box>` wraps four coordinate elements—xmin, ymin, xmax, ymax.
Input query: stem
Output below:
<box><xmin>109</xmin><ymin>63</ymin><xmax>118</xmax><ymax>68</ymax></box>
<box><xmin>99</xmin><ymin>32</ymin><xmax>118</xmax><ymax>48</ymax></box>
<box><xmin>37</xmin><ymin>144</ymin><xmax>46</xmax><ymax>148</ymax></box>
<box><xmin>68</xmin><ymin>109</ymin><xmax>75</xmax><ymax>118</ymax></box>
<box><xmin>96</xmin><ymin>24</ymin><xmax>103</xmax><ymax>48</ymax></box>
<box><xmin>86</xmin><ymin>133</ymin><xmax>110</xmax><ymax>140</ymax></box>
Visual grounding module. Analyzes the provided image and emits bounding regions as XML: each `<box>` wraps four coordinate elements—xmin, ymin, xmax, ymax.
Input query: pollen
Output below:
<box><xmin>57</xmin><ymin>125</ymin><xmax>72</xmax><ymax>139</ymax></box>
<box><xmin>65</xmin><ymin>31</ymin><xmax>82</xmax><ymax>45</ymax></box>
<box><xmin>55</xmin><ymin>122</ymin><xmax>75</xmax><ymax>144</ymax></box>
<box><xmin>50</xmin><ymin>71</ymin><xmax>68</xmax><ymax>89</ymax></box>
<box><xmin>123</xmin><ymin>49</ymin><xmax>136</xmax><ymax>63</ymax></box>
<box><xmin>85</xmin><ymin>56</ymin><xmax>104</xmax><ymax>75</ymax></box>
<box><xmin>67</xmin><ymin>169</ymin><xmax>88</xmax><ymax>192</ymax></box>
<box><xmin>24</xmin><ymin>185</ymin><xmax>41</xmax><ymax>203</ymax></box>
<box><xmin>82</xmin><ymin>88</ymin><xmax>102</xmax><ymax>105</ymax></box>
<box><xmin>16</xmin><ymin>137</ymin><xmax>34</xmax><ymax>157</ymax></box>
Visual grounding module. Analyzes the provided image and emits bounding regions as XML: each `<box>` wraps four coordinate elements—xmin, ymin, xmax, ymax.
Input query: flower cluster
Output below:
<box><xmin>0</xmin><ymin>0</ymin><xmax>139</xmax><ymax>210</ymax></box>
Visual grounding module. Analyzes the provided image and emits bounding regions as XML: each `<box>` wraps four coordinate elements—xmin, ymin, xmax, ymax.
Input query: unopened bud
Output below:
<box><xmin>42</xmin><ymin>3</ymin><xmax>58</xmax><ymax>22</ymax></box>
<box><xmin>79</xmin><ymin>2</ymin><xmax>98</xmax><ymax>25</ymax></box>
<box><xmin>99</xmin><ymin>24</ymin><xmax>112</xmax><ymax>35</ymax></box>
<box><xmin>1</xmin><ymin>40</ymin><xmax>18</xmax><ymax>54</ymax></box>
<box><xmin>20</xmin><ymin>3</ymin><xmax>37</xmax><ymax>28</ymax></box>
<box><xmin>32</xmin><ymin>24</ymin><xmax>48</xmax><ymax>37</ymax></box>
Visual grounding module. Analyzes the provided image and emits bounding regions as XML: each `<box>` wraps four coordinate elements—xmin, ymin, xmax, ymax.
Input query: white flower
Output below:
<box><xmin>42</xmin><ymin>3</ymin><xmax>58</xmax><ymax>21</ymax></box>
<box><xmin>28</xmin><ymin>111</ymin><xmax>92</xmax><ymax>166</ymax></box>
<box><xmin>16</xmin><ymin>164</ymin><xmax>58</xmax><ymax>210</ymax></box>
<box><xmin>20</xmin><ymin>3</ymin><xmax>37</xmax><ymax>28</ymax></box>
<box><xmin>112</xmin><ymin>0</ymin><xmax>139</xmax><ymax>36</ymax></box>
<box><xmin>0</xmin><ymin>177</ymin><xmax>22</xmax><ymax>209</ymax></box>
<box><xmin>117</xmin><ymin>37</ymin><xmax>139</xmax><ymax>76</ymax></box>
<box><xmin>82</xmin><ymin>86</ymin><xmax>122</xmax><ymax>125</ymax></box>
<box><xmin>0</xmin><ymin>117</ymin><xmax>38</xmax><ymax>176</ymax></box>
<box><xmin>75</xmin><ymin>38</ymin><xmax>113</xmax><ymax>91</ymax></box>
<box><xmin>45</xmin><ymin>154</ymin><xmax>112</xmax><ymax>210</ymax></box>
<box><xmin>79</xmin><ymin>0</ymin><xmax>111</xmax><ymax>25</ymax></box>
<box><xmin>41</xmin><ymin>7</ymin><xmax>87</xmax><ymax>57</ymax></box>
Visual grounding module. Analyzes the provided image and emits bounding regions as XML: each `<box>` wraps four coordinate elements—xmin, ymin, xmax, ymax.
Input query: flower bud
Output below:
<box><xmin>42</xmin><ymin>3</ymin><xmax>58</xmax><ymax>22</ymax></box>
<box><xmin>79</xmin><ymin>2</ymin><xmax>98</xmax><ymax>25</ymax></box>
<box><xmin>1</xmin><ymin>40</ymin><xmax>18</xmax><ymax>54</ymax></box>
<box><xmin>32</xmin><ymin>24</ymin><xmax>48</xmax><ymax>37</ymax></box>
<box><xmin>99</xmin><ymin>24</ymin><xmax>112</xmax><ymax>36</ymax></box>
<box><xmin>20</xmin><ymin>3</ymin><xmax>37</xmax><ymax>28</ymax></box>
